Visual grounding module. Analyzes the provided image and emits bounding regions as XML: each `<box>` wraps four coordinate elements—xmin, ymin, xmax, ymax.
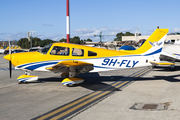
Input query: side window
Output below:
<box><xmin>72</xmin><ymin>48</ymin><xmax>84</xmax><ymax>56</ymax></box>
<box><xmin>88</xmin><ymin>51</ymin><xmax>97</xmax><ymax>56</ymax></box>
<box><xmin>50</xmin><ymin>46</ymin><xmax>69</xmax><ymax>56</ymax></box>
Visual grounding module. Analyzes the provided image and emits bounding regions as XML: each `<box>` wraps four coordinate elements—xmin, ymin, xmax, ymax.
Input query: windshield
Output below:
<box><xmin>29</xmin><ymin>49</ymin><xmax>39</xmax><ymax>52</ymax></box>
<box><xmin>40</xmin><ymin>44</ymin><xmax>53</xmax><ymax>54</ymax></box>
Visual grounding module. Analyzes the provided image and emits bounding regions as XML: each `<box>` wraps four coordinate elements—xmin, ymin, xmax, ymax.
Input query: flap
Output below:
<box><xmin>150</xmin><ymin>61</ymin><xmax>175</xmax><ymax>66</ymax></box>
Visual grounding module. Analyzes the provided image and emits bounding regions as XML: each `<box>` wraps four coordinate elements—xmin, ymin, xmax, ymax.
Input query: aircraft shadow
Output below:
<box><xmin>153</xmin><ymin>66</ymin><xmax>180</xmax><ymax>71</ymax></box>
<box><xmin>29</xmin><ymin>66</ymin><xmax>180</xmax><ymax>91</ymax></box>
<box><xmin>78</xmin><ymin>73</ymin><xmax>125</xmax><ymax>91</ymax></box>
<box><xmin>136</xmin><ymin>74</ymin><xmax>180</xmax><ymax>82</ymax></box>
<box><xmin>37</xmin><ymin>72</ymin><xmax>126</xmax><ymax>91</ymax></box>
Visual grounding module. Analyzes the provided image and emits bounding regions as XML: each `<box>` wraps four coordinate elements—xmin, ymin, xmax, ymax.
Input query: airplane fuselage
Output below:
<box><xmin>8</xmin><ymin>50</ymin><xmax>154</xmax><ymax>72</ymax></box>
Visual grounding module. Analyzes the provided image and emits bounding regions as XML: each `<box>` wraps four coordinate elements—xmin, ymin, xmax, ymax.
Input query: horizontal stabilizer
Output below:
<box><xmin>150</xmin><ymin>61</ymin><xmax>175</xmax><ymax>66</ymax></box>
<box><xmin>160</xmin><ymin>52</ymin><xmax>180</xmax><ymax>62</ymax></box>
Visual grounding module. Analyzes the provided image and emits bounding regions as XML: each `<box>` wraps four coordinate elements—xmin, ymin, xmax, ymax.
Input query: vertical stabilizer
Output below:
<box><xmin>134</xmin><ymin>28</ymin><xmax>169</xmax><ymax>57</ymax></box>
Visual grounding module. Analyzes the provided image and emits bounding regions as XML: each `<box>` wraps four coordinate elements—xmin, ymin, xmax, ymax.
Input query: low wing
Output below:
<box><xmin>160</xmin><ymin>51</ymin><xmax>180</xmax><ymax>62</ymax></box>
<box><xmin>46</xmin><ymin>60</ymin><xmax>94</xmax><ymax>74</ymax></box>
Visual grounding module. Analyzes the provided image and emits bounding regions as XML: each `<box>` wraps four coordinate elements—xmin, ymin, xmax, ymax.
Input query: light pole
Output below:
<box><xmin>28</xmin><ymin>31</ymin><xmax>36</xmax><ymax>48</ymax></box>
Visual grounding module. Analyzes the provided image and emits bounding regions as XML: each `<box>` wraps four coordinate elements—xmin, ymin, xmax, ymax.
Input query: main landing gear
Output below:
<box><xmin>60</xmin><ymin>68</ymin><xmax>84</xmax><ymax>87</ymax></box>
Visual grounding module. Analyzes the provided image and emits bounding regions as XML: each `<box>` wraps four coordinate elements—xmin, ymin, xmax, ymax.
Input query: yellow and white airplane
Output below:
<box><xmin>4</xmin><ymin>28</ymin><xmax>168</xmax><ymax>86</ymax></box>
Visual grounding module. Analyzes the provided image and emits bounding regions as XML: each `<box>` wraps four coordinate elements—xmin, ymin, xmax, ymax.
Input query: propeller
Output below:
<box><xmin>3</xmin><ymin>50</ymin><xmax>13</xmax><ymax>78</ymax></box>
<box><xmin>9</xmin><ymin>60</ymin><xmax>12</xmax><ymax>78</ymax></box>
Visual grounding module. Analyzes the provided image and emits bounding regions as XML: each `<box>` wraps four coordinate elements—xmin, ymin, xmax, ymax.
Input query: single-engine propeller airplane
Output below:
<box><xmin>4</xmin><ymin>28</ymin><xmax>168</xmax><ymax>86</ymax></box>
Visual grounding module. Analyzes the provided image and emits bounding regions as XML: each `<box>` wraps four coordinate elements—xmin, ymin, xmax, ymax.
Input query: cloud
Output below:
<box><xmin>0</xmin><ymin>32</ymin><xmax>27</xmax><ymax>41</ymax></box>
<box><xmin>38</xmin><ymin>34</ymin><xmax>60</xmax><ymax>41</ymax></box>
<box><xmin>0</xmin><ymin>32</ymin><xmax>8</xmax><ymax>35</ymax></box>
<box><xmin>73</xmin><ymin>27</ymin><xmax>132</xmax><ymax>42</ymax></box>
<box><xmin>0</xmin><ymin>32</ymin><xmax>61</xmax><ymax>41</ymax></box>
<box><xmin>110</xmin><ymin>28</ymin><xmax>132</xmax><ymax>32</ymax></box>
<box><xmin>0</xmin><ymin>27</ymin><xmax>133</xmax><ymax>42</ymax></box>
<box><xmin>42</xmin><ymin>24</ymin><xmax>54</xmax><ymax>26</ymax></box>
<box><xmin>74</xmin><ymin>28</ymin><xmax>102</xmax><ymax>34</ymax></box>
<box><xmin>173</xmin><ymin>28</ymin><xmax>180</xmax><ymax>33</ymax></box>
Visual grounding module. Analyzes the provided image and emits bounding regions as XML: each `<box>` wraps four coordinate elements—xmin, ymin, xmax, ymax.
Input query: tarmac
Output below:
<box><xmin>0</xmin><ymin>54</ymin><xmax>180</xmax><ymax>120</ymax></box>
<box><xmin>72</xmin><ymin>66</ymin><xmax>180</xmax><ymax>120</ymax></box>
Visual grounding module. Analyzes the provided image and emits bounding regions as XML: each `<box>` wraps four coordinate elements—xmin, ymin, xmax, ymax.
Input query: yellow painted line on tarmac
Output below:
<box><xmin>50</xmin><ymin>81</ymin><xmax>129</xmax><ymax>120</ymax></box>
<box><xmin>36</xmin><ymin>79</ymin><xmax>127</xmax><ymax>120</ymax></box>
<box><xmin>113</xmin><ymin>67</ymin><xmax>152</xmax><ymax>89</ymax></box>
<box><xmin>129</xmin><ymin>67</ymin><xmax>151</xmax><ymax>78</ymax></box>
<box><xmin>35</xmin><ymin>67</ymin><xmax>152</xmax><ymax>120</ymax></box>
<box><xmin>133</xmin><ymin>67</ymin><xmax>152</xmax><ymax>78</ymax></box>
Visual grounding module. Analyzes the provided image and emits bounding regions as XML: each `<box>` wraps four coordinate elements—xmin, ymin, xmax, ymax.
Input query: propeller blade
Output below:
<box><xmin>9</xmin><ymin>61</ymin><xmax>12</xmax><ymax>78</ymax></box>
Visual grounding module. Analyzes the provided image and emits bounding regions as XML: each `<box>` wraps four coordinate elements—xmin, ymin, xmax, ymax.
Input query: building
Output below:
<box><xmin>0</xmin><ymin>41</ymin><xmax>18</xmax><ymax>48</ymax></box>
<box><xmin>122</xmin><ymin>35</ymin><xmax>180</xmax><ymax>43</ymax></box>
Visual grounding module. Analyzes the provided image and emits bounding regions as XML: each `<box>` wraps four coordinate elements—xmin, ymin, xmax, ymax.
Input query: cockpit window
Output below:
<box><xmin>50</xmin><ymin>46</ymin><xmax>69</xmax><ymax>56</ymax></box>
<box><xmin>72</xmin><ymin>48</ymin><xmax>84</xmax><ymax>56</ymax></box>
<box><xmin>41</xmin><ymin>44</ymin><xmax>52</xmax><ymax>54</ymax></box>
<box><xmin>88</xmin><ymin>51</ymin><xmax>97</xmax><ymax>56</ymax></box>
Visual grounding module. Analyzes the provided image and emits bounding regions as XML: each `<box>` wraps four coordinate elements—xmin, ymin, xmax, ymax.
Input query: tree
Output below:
<box><xmin>59</xmin><ymin>37</ymin><xmax>92</xmax><ymax>44</ymax></box>
<box><xmin>17</xmin><ymin>38</ymin><xmax>30</xmax><ymax>49</ymax></box>
<box><xmin>125</xmin><ymin>32</ymin><xmax>134</xmax><ymax>36</ymax></box>
<box><xmin>114</xmin><ymin>32</ymin><xmax>136</xmax><ymax>41</ymax></box>
<box><xmin>39</xmin><ymin>39</ymin><xmax>55</xmax><ymax>47</ymax></box>
<box><xmin>80</xmin><ymin>40</ymin><xmax>84</xmax><ymax>44</ymax></box>
<box><xmin>70</xmin><ymin>36</ymin><xmax>81</xmax><ymax>44</ymax></box>
<box><xmin>114</xmin><ymin>32</ymin><xmax>124</xmax><ymax>41</ymax></box>
<box><xmin>59</xmin><ymin>38</ymin><xmax>67</xmax><ymax>43</ymax></box>
<box><xmin>86</xmin><ymin>38</ymin><xmax>92</xmax><ymax>42</ymax></box>
<box><xmin>32</xmin><ymin>37</ymin><xmax>41</xmax><ymax>47</ymax></box>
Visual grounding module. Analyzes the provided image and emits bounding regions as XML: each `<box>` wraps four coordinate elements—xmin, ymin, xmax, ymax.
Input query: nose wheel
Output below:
<box><xmin>66</xmin><ymin>84</ymin><xmax>75</xmax><ymax>87</ymax></box>
<box><xmin>18</xmin><ymin>81</ymin><xmax>29</xmax><ymax>84</ymax></box>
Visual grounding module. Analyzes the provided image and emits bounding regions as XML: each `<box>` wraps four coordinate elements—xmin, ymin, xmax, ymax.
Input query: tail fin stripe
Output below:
<box><xmin>144</xmin><ymin>48</ymin><xmax>162</xmax><ymax>56</ymax></box>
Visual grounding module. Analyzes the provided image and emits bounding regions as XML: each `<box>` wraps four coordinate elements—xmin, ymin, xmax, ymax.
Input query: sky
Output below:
<box><xmin>0</xmin><ymin>0</ymin><xmax>180</xmax><ymax>42</ymax></box>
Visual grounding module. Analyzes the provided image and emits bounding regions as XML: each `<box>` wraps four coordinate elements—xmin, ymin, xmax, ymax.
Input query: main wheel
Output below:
<box><xmin>169</xmin><ymin>65</ymin><xmax>175</xmax><ymax>71</ymax></box>
<box><xmin>66</xmin><ymin>84</ymin><xmax>75</xmax><ymax>87</ymax></box>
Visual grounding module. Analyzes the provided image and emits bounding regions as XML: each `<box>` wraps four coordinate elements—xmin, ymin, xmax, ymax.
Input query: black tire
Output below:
<box><xmin>169</xmin><ymin>65</ymin><xmax>175</xmax><ymax>71</ymax></box>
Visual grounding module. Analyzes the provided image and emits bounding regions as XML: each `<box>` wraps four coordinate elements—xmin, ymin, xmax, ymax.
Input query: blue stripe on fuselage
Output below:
<box><xmin>24</xmin><ymin>61</ymin><xmax>59</xmax><ymax>70</ymax></box>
